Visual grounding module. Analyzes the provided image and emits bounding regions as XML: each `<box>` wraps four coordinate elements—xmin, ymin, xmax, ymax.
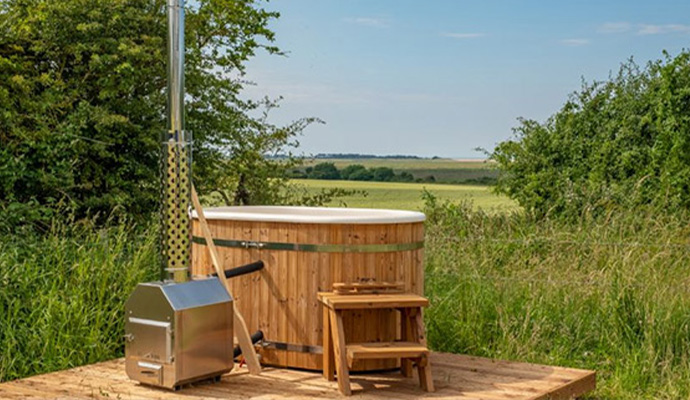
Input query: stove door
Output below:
<box><xmin>125</xmin><ymin>317</ymin><xmax>173</xmax><ymax>364</ymax></box>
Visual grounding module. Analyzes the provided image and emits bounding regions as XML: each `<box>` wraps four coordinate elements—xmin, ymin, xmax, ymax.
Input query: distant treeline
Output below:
<box><xmin>312</xmin><ymin>153</ymin><xmax>440</xmax><ymax>160</ymax></box>
<box><xmin>269</xmin><ymin>153</ymin><xmax>444</xmax><ymax>160</ymax></box>
<box><xmin>290</xmin><ymin>163</ymin><xmax>437</xmax><ymax>183</ymax></box>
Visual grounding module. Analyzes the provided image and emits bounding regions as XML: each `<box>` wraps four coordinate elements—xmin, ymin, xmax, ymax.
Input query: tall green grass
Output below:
<box><xmin>3</xmin><ymin>200</ymin><xmax>690</xmax><ymax>398</ymax></box>
<box><xmin>0</xmin><ymin>219</ymin><xmax>158</xmax><ymax>382</ymax></box>
<box><xmin>423</xmin><ymin>196</ymin><xmax>690</xmax><ymax>399</ymax></box>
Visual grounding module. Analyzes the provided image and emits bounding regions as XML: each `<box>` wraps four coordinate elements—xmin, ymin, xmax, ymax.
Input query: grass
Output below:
<box><xmin>3</xmin><ymin>194</ymin><xmax>690</xmax><ymax>398</ymax></box>
<box><xmin>423</xmin><ymin>198</ymin><xmax>690</xmax><ymax>399</ymax></box>
<box><xmin>292</xmin><ymin>179</ymin><xmax>516</xmax><ymax>212</ymax></box>
<box><xmin>0</xmin><ymin>219</ymin><xmax>158</xmax><ymax>382</ymax></box>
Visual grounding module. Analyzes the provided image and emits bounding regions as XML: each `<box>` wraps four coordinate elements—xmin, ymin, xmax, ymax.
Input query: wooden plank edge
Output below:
<box><xmin>432</xmin><ymin>353</ymin><xmax>593</xmax><ymax>379</ymax></box>
<box><xmin>531</xmin><ymin>370</ymin><xmax>596</xmax><ymax>400</ymax></box>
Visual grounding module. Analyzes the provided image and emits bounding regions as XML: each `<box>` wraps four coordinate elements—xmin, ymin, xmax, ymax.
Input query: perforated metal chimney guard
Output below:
<box><xmin>161</xmin><ymin>132</ymin><xmax>192</xmax><ymax>282</ymax></box>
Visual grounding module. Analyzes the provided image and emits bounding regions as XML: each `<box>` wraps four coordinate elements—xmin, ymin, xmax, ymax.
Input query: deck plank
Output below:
<box><xmin>0</xmin><ymin>353</ymin><xmax>595</xmax><ymax>399</ymax></box>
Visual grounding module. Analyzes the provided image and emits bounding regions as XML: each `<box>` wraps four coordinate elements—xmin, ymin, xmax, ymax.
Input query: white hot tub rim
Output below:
<box><xmin>191</xmin><ymin>205</ymin><xmax>426</xmax><ymax>224</ymax></box>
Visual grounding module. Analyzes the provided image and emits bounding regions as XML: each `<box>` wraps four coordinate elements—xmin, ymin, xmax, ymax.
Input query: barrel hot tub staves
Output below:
<box><xmin>192</xmin><ymin>206</ymin><xmax>425</xmax><ymax>372</ymax></box>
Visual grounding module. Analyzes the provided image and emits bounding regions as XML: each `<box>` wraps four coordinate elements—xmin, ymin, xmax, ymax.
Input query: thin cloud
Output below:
<box><xmin>637</xmin><ymin>24</ymin><xmax>690</xmax><ymax>35</ymax></box>
<box><xmin>561</xmin><ymin>38</ymin><xmax>590</xmax><ymax>46</ymax></box>
<box><xmin>598</xmin><ymin>22</ymin><xmax>690</xmax><ymax>35</ymax></box>
<box><xmin>344</xmin><ymin>17</ymin><xmax>389</xmax><ymax>28</ymax></box>
<box><xmin>442</xmin><ymin>32</ymin><xmax>486</xmax><ymax>39</ymax></box>
<box><xmin>598</xmin><ymin>22</ymin><xmax>632</xmax><ymax>33</ymax></box>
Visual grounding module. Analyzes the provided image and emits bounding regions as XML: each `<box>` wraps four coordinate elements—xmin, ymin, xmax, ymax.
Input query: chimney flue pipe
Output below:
<box><xmin>162</xmin><ymin>0</ymin><xmax>191</xmax><ymax>283</ymax></box>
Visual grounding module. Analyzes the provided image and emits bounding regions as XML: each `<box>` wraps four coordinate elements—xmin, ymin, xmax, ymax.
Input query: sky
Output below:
<box><xmin>241</xmin><ymin>0</ymin><xmax>690</xmax><ymax>158</ymax></box>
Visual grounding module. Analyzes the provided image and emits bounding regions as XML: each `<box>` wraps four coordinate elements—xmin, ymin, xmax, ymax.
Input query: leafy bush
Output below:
<box><xmin>492</xmin><ymin>51</ymin><xmax>690</xmax><ymax>218</ymax></box>
<box><xmin>371</xmin><ymin>167</ymin><xmax>396</xmax><ymax>182</ymax></box>
<box><xmin>307</xmin><ymin>162</ymin><xmax>341</xmax><ymax>180</ymax></box>
<box><xmin>340</xmin><ymin>164</ymin><xmax>367</xmax><ymax>180</ymax></box>
<box><xmin>348</xmin><ymin>168</ymin><xmax>375</xmax><ymax>181</ymax></box>
<box><xmin>393</xmin><ymin>171</ymin><xmax>415</xmax><ymax>182</ymax></box>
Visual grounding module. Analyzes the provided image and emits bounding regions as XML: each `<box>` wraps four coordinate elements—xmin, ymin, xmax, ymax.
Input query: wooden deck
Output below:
<box><xmin>0</xmin><ymin>352</ymin><xmax>595</xmax><ymax>399</ymax></box>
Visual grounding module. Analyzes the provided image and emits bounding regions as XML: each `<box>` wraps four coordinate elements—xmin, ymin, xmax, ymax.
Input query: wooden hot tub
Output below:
<box><xmin>191</xmin><ymin>206</ymin><xmax>425</xmax><ymax>372</ymax></box>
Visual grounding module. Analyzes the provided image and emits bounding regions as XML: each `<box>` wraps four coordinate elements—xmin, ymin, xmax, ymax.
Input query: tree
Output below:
<box><xmin>0</xmin><ymin>0</ymin><xmax>313</xmax><ymax>228</ymax></box>
<box><xmin>394</xmin><ymin>171</ymin><xmax>414</xmax><ymax>182</ymax></box>
<box><xmin>492</xmin><ymin>51</ymin><xmax>690</xmax><ymax>218</ymax></box>
<box><xmin>371</xmin><ymin>167</ymin><xmax>395</xmax><ymax>182</ymax></box>
<box><xmin>340</xmin><ymin>164</ymin><xmax>366</xmax><ymax>180</ymax></box>
<box><xmin>307</xmin><ymin>162</ymin><xmax>341</xmax><ymax>180</ymax></box>
<box><xmin>349</xmin><ymin>168</ymin><xmax>374</xmax><ymax>181</ymax></box>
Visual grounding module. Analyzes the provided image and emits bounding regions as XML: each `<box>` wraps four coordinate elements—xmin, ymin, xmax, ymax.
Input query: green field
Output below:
<box><xmin>299</xmin><ymin>158</ymin><xmax>499</xmax><ymax>184</ymax></box>
<box><xmin>292</xmin><ymin>179</ymin><xmax>516</xmax><ymax>212</ymax></box>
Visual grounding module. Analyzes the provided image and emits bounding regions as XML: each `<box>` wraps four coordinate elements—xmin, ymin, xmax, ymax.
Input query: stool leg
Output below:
<box><xmin>414</xmin><ymin>310</ymin><xmax>434</xmax><ymax>392</ymax></box>
<box><xmin>400</xmin><ymin>308</ymin><xmax>414</xmax><ymax>378</ymax></box>
<box><xmin>329</xmin><ymin>309</ymin><xmax>351</xmax><ymax>396</ymax></box>
<box><xmin>323</xmin><ymin>305</ymin><xmax>335</xmax><ymax>381</ymax></box>
<box><xmin>417</xmin><ymin>354</ymin><xmax>434</xmax><ymax>392</ymax></box>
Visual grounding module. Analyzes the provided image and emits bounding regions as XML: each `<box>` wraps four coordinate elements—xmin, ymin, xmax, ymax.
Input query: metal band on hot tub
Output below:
<box><xmin>261</xmin><ymin>341</ymin><xmax>323</xmax><ymax>354</ymax></box>
<box><xmin>192</xmin><ymin>236</ymin><xmax>424</xmax><ymax>253</ymax></box>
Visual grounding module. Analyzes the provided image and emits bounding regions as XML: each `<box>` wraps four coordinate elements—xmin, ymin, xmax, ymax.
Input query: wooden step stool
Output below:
<box><xmin>318</xmin><ymin>283</ymin><xmax>434</xmax><ymax>396</ymax></box>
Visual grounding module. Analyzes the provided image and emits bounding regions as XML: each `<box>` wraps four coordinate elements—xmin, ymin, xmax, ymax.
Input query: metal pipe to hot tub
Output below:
<box><xmin>233</xmin><ymin>330</ymin><xmax>264</xmax><ymax>359</ymax></box>
<box><xmin>211</xmin><ymin>260</ymin><xmax>265</xmax><ymax>280</ymax></box>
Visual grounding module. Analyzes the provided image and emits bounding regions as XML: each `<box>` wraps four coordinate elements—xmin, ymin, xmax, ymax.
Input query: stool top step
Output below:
<box><xmin>318</xmin><ymin>292</ymin><xmax>429</xmax><ymax>310</ymax></box>
<box><xmin>333</xmin><ymin>281</ymin><xmax>405</xmax><ymax>295</ymax></box>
